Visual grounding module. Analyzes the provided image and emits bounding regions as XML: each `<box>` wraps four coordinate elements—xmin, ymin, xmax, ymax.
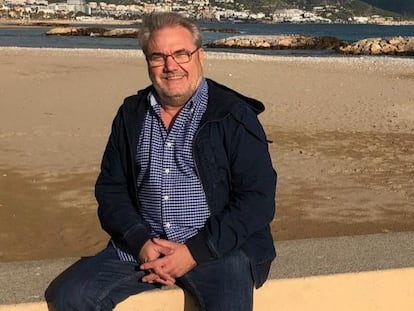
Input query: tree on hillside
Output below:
<box><xmin>362</xmin><ymin>0</ymin><xmax>414</xmax><ymax>16</ymax></box>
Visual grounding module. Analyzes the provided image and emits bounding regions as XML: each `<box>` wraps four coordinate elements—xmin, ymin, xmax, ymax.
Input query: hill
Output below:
<box><xmin>236</xmin><ymin>0</ymin><xmax>413</xmax><ymax>18</ymax></box>
<box><xmin>362</xmin><ymin>0</ymin><xmax>414</xmax><ymax>17</ymax></box>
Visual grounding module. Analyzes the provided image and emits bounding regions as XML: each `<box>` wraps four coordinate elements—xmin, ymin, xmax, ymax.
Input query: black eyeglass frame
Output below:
<box><xmin>146</xmin><ymin>47</ymin><xmax>200</xmax><ymax>67</ymax></box>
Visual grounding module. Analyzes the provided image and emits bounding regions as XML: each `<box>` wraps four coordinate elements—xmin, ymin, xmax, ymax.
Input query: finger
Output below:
<box><xmin>155</xmin><ymin>277</ymin><xmax>175</xmax><ymax>286</ymax></box>
<box><xmin>152</xmin><ymin>266</ymin><xmax>174</xmax><ymax>283</ymax></box>
<box><xmin>152</xmin><ymin>276</ymin><xmax>175</xmax><ymax>286</ymax></box>
<box><xmin>142</xmin><ymin>270</ymin><xmax>175</xmax><ymax>285</ymax></box>
<box><xmin>150</xmin><ymin>238</ymin><xmax>174</xmax><ymax>256</ymax></box>
<box><xmin>140</xmin><ymin>258</ymin><xmax>175</xmax><ymax>283</ymax></box>
<box><xmin>152</xmin><ymin>238</ymin><xmax>175</xmax><ymax>248</ymax></box>
<box><xmin>141</xmin><ymin>272</ymin><xmax>159</xmax><ymax>283</ymax></box>
<box><xmin>142</xmin><ymin>274</ymin><xmax>175</xmax><ymax>286</ymax></box>
<box><xmin>155</xmin><ymin>245</ymin><xmax>174</xmax><ymax>256</ymax></box>
<box><xmin>140</xmin><ymin>256</ymin><xmax>168</xmax><ymax>270</ymax></box>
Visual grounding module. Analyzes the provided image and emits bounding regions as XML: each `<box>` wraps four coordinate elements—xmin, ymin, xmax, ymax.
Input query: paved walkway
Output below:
<box><xmin>1</xmin><ymin>231</ymin><xmax>414</xmax><ymax>305</ymax></box>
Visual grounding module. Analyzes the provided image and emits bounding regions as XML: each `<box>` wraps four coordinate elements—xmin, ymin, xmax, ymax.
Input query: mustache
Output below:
<box><xmin>161</xmin><ymin>73</ymin><xmax>186</xmax><ymax>79</ymax></box>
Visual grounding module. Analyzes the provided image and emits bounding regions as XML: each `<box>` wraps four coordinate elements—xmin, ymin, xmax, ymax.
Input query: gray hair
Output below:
<box><xmin>138</xmin><ymin>12</ymin><xmax>203</xmax><ymax>55</ymax></box>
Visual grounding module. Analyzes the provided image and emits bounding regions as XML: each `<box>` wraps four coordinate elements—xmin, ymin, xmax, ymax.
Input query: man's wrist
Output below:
<box><xmin>185</xmin><ymin>231</ymin><xmax>215</xmax><ymax>264</ymax></box>
<box><xmin>124</xmin><ymin>227</ymin><xmax>152</xmax><ymax>261</ymax></box>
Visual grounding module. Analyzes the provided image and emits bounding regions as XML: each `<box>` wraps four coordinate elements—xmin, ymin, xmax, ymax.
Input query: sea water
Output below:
<box><xmin>0</xmin><ymin>22</ymin><xmax>413</xmax><ymax>57</ymax></box>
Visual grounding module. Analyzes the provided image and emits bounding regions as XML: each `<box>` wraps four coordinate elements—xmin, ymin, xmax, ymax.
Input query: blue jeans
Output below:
<box><xmin>45</xmin><ymin>244</ymin><xmax>253</xmax><ymax>311</ymax></box>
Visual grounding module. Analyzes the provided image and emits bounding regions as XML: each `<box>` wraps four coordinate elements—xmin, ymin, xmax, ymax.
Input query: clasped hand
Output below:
<box><xmin>138</xmin><ymin>238</ymin><xmax>196</xmax><ymax>286</ymax></box>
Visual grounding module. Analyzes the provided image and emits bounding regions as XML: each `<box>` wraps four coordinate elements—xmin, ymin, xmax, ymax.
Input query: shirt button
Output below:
<box><xmin>163</xmin><ymin>195</ymin><xmax>169</xmax><ymax>201</ymax></box>
<box><xmin>165</xmin><ymin>222</ymin><xmax>171</xmax><ymax>229</ymax></box>
<box><xmin>164</xmin><ymin>168</ymin><xmax>170</xmax><ymax>174</ymax></box>
<box><xmin>166</xmin><ymin>142</ymin><xmax>172</xmax><ymax>147</ymax></box>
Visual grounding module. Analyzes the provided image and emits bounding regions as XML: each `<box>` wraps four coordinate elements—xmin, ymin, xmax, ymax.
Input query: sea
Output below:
<box><xmin>1</xmin><ymin>21</ymin><xmax>413</xmax><ymax>57</ymax></box>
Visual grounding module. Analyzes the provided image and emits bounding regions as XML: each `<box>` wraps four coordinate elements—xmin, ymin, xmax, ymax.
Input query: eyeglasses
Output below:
<box><xmin>146</xmin><ymin>48</ymin><xmax>200</xmax><ymax>67</ymax></box>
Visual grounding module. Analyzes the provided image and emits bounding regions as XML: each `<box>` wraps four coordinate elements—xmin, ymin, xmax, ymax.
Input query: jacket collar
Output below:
<box><xmin>134</xmin><ymin>78</ymin><xmax>266</xmax><ymax>121</ymax></box>
<box><xmin>205</xmin><ymin>78</ymin><xmax>265</xmax><ymax>116</ymax></box>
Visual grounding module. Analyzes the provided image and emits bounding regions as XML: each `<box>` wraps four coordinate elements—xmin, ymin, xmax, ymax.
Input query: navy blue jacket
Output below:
<box><xmin>95</xmin><ymin>79</ymin><xmax>277</xmax><ymax>288</ymax></box>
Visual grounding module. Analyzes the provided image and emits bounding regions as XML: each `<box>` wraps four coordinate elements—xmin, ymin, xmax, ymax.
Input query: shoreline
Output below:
<box><xmin>0</xmin><ymin>18</ymin><xmax>137</xmax><ymax>27</ymax></box>
<box><xmin>1</xmin><ymin>17</ymin><xmax>414</xmax><ymax>27</ymax></box>
<box><xmin>1</xmin><ymin>46</ymin><xmax>414</xmax><ymax>63</ymax></box>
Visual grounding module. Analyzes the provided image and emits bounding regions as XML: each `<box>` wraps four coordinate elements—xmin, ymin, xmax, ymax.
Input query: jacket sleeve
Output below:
<box><xmin>186</xmin><ymin>107</ymin><xmax>277</xmax><ymax>263</ymax></box>
<box><xmin>95</xmin><ymin>106</ymin><xmax>151</xmax><ymax>260</ymax></box>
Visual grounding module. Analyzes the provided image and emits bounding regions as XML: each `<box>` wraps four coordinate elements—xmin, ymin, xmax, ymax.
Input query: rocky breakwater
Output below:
<box><xmin>46</xmin><ymin>27</ymin><xmax>139</xmax><ymax>38</ymax></box>
<box><xmin>206</xmin><ymin>35</ymin><xmax>347</xmax><ymax>51</ymax></box>
<box><xmin>46</xmin><ymin>26</ymin><xmax>238</xmax><ymax>38</ymax></box>
<box><xmin>200</xmin><ymin>27</ymin><xmax>240</xmax><ymax>34</ymax></box>
<box><xmin>338</xmin><ymin>37</ymin><xmax>414</xmax><ymax>56</ymax></box>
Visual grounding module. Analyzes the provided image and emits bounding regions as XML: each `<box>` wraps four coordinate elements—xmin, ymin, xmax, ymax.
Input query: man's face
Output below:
<box><xmin>146</xmin><ymin>25</ymin><xmax>204</xmax><ymax>107</ymax></box>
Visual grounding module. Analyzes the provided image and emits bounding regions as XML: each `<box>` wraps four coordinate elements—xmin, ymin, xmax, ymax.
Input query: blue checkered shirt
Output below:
<box><xmin>113</xmin><ymin>79</ymin><xmax>210</xmax><ymax>262</ymax></box>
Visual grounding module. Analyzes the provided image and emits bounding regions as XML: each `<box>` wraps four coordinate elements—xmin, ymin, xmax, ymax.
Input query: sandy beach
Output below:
<box><xmin>0</xmin><ymin>47</ymin><xmax>413</xmax><ymax>262</ymax></box>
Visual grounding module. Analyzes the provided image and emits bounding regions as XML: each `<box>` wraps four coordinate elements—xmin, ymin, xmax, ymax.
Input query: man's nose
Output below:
<box><xmin>164</xmin><ymin>55</ymin><xmax>179</xmax><ymax>70</ymax></box>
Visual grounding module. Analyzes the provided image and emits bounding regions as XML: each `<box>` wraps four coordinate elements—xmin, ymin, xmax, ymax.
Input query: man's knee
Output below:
<box><xmin>44</xmin><ymin>260</ymin><xmax>104</xmax><ymax>311</ymax></box>
<box><xmin>45</xmin><ymin>277</ymin><xmax>65</xmax><ymax>310</ymax></box>
<box><xmin>45</xmin><ymin>274</ymin><xmax>88</xmax><ymax>310</ymax></box>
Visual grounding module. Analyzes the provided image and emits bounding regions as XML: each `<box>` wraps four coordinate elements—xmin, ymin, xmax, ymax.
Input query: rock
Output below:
<box><xmin>315</xmin><ymin>36</ymin><xmax>345</xmax><ymax>50</ymax></box>
<box><xmin>339</xmin><ymin>36</ymin><xmax>414</xmax><ymax>56</ymax></box>
<box><xmin>238</xmin><ymin>39</ymin><xmax>252</xmax><ymax>48</ymax></box>
<box><xmin>381</xmin><ymin>44</ymin><xmax>398</xmax><ymax>54</ymax></box>
<box><xmin>338</xmin><ymin>45</ymin><xmax>352</xmax><ymax>54</ymax></box>
<box><xmin>31</xmin><ymin>22</ymin><xmax>70</xmax><ymax>27</ymax></box>
<box><xmin>102</xmin><ymin>28</ymin><xmax>139</xmax><ymax>38</ymax></box>
<box><xmin>406</xmin><ymin>38</ymin><xmax>414</xmax><ymax>51</ymax></box>
<box><xmin>275</xmin><ymin>37</ymin><xmax>290</xmax><ymax>48</ymax></box>
<box><xmin>379</xmin><ymin>39</ymin><xmax>387</xmax><ymax>47</ymax></box>
<box><xmin>200</xmin><ymin>27</ymin><xmax>240</xmax><ymax>34</ymax></box>
<box><xmin>78</xmin><ymin>28</ymin><xmax>107</xmax><ymax>36</ymax></box>
<box><xmin>46</xmin><ymin>27</ymin><xmax>106</xmax><ymax>36</ymax></box>
<box><xmin>370</xmin><ymin>42</ymin><xmax>382</xmax><ymax>55</ymax></box>
<box><xmin>46</xmin><ymin>27</ymin><xmax>78</xmax><ymax>36</ymax></box>
<box><xmin>255</xmin><ymin>40</ymin><xmax>271</xmax><ymax>48</ymax></box>
<box><xmin>206</xmin><ymin>35</ymin><xmax>347</xmax><ymax>51</ymax></box>
<box><xmin>389</xmin><ymin>36</ymin><xmax>404</xmax><ymax>45</ymax></box>
<box><xmin>46</xmin><ymin>27</ymin><xmax>138</xmax><ymax>38</ymax></box>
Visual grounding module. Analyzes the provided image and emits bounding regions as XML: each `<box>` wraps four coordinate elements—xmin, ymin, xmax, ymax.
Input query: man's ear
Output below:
<box><xmin>198</xmin><ymin>48</ymin><xmax>205</xmax><ymax>64</ymax></box>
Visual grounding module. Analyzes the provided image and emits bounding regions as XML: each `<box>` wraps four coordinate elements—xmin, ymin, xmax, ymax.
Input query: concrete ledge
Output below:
<box><xmin>1</xmin><ymin>232</ymin><xmax>414</xmax><ymax>310</ymax></box>
<box><xmin>1</xmin><ymin>268</ymin><xmax>414</xmax><ymax>311</ymax></box>
<box><xmin>116</xmin><ymin>268</ymin><xmax>414</xmax><ymax>311</ymax></box>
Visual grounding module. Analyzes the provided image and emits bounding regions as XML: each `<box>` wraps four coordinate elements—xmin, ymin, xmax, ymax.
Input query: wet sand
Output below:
<box><xmin>1</xmin><ymin>48</ymin><xmax>413</xmax><ymax>261</ymax></box>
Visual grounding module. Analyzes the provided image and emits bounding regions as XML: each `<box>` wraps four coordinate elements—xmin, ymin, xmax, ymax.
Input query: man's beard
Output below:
<box><xmin>158</xmin><ymin>89</ymin><xmax>192</xmax><ymax>107</ymax></box>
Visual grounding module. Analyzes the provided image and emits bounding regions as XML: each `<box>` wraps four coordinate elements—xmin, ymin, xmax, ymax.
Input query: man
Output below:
<box><xmin>45</xmin><ymin>12</ymin><xmax>277</xmax><ymax>311</ymax></box>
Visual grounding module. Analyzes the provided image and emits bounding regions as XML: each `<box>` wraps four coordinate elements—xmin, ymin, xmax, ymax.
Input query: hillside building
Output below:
<box><xmin>67</xmin><ymin>0</ymin><xmax>86</xmax><ymax>13</ymax></box>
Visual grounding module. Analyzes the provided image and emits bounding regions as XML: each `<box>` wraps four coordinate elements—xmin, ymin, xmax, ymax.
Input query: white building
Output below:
<box><xmin>273</xmin><ymin>8</ymin><xmax>331</xmax><ymax>23</ymax></box>
<box><xmin>4</xmin><ymin>0</ymin><xmax>27</xmax><ymax>5</ymax></box>
<box><xmin>88</xmin><ymin>1</ymin><xmax>97</xmax><ymax>9</ymax></box>
<box><xmin>67</xmin><ymin>0</ymin><xmax>86</xmax><ymax>13</ymax></box>
<box><xmin>26</xmin><ymin>0</ymin><xmax>48</xmax><ymax>5</ymax></box>
<box><xmin>353</xmin><ymin>16</ymin><xmax>369</xmax><ymax>24</ymax></box>
<box><xmin>273</xmin><ymin>9</ymin><xmax>304</xmax><ymax>22</ymax></box>
<box><xmin>48</xmin><ymin>2</ymin><xmax>72</xmax><ymax>13</ymax></box>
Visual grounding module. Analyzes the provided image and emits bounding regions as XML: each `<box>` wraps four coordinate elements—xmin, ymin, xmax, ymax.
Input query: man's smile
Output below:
<box><xmin>163</xmin><ymin>74</ymin><xmax>186</xmax><ymax>80</ymax></box>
